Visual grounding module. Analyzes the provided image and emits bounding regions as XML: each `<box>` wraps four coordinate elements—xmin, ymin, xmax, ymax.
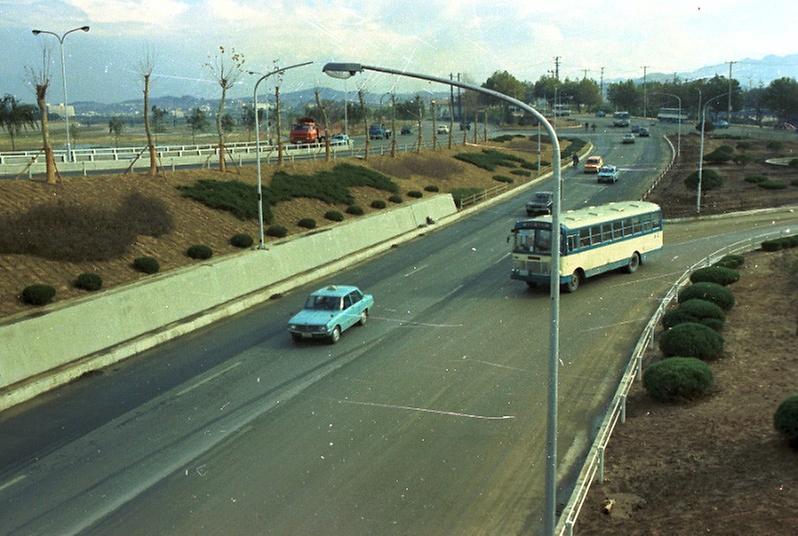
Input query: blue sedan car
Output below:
<box><xmin>288</xmin><ymin>285</ymin><xmax>374</xmax><ymax>343</ymax></box>
<box><xmin>597</xmin><ymin>165</ymin><xmax>619</xmax><ymax>184</ymax></box>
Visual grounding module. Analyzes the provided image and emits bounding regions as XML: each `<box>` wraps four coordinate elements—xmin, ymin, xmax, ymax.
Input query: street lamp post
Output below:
<box><xmin>31</xmin><ymin>25</ymin><xmax>90</xmax><ymax>162</ymax></box>
<box><xmin>250</xmin><ymin>61</ymin><xmax>313</xmax><ymax>249</ymax></box>
<box><xmin>697</xmin><ymin>91</ymin><xmax>729</xmax><ymax>214</ymax></box>
<box><xmin>323</xmin><ymin>62</ymin><xmax>563</xmax><ymax>536</ymax></box>
<box><xmin>650</xmin><ymin>92</ymin><xmax>682</xmax><ymax>157</ymax></box>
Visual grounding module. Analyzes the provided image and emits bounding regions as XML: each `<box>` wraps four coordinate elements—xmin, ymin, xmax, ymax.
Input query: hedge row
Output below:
<box><xmin>762</xmin><ymin>235</ymin><xmax>798</xmax><ymax>251</ymax></box>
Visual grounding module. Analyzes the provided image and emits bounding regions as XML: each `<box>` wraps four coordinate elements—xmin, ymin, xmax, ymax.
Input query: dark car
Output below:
<box><xmin>630</xmin><ymin>125</ymin><xmax>641</xmax><ymax>134</ymax></box>
<box><xmin>638</xmin><ymin>127</ymin><xmax>650</xmax><ymax>137</ymax></box>
<box><xmin>525</xmin><ymin>191</ymin><xmax>553</xmax><ymax>216</ymax></box>
<box><xmin>400</xmin><ymin>125</ymin><xmax>412</xmax><ymax>135</ymax></box>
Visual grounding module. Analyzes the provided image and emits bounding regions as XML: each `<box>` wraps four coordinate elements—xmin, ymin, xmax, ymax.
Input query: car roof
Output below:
<box><xmin>310</xmin><ymin>285</ymin><xmax>361</xmax><ymax>298</ymax></box>
<box><xmin>586</xmin><ymin>156</ymin><xmax>602</xmax><ymax>162</ymax></box>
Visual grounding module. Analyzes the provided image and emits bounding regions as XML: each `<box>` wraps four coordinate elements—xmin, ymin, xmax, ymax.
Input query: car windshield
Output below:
<box><xmin>534</xmin><ymin>193</ymin><xmax>551</xmax><ymax>201</ymax></box>
<box><xmin>304</xmin><ymin>295</ymin><xmax>342</xmax><ymax>311</ymax></box>
<box><xmin>599</xmin><ymin>166</ymin><xmax>614</xmax><ymax>173</ymax></box>
<box><xmin>587</xmin><ymin>157</ymin><xmax>601</xmax><ymax>164</ymax></box>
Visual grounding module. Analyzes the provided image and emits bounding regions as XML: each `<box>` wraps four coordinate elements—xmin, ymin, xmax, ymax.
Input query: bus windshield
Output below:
<box><xmin>514</xmin><ymin>227</ymin><xmax>552</xmax><ymax>255</ymax></box>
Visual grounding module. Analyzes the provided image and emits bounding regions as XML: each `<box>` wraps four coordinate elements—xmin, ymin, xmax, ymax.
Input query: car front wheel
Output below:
<box><xmin>358</xmin><ymin>309</ymin><xmax>369</xmax><ymax>326</ymax></box>
<box><xmin>329</xmin><ymin>326</ymin><xmax>341</xmax><ymax>344</ymax></box>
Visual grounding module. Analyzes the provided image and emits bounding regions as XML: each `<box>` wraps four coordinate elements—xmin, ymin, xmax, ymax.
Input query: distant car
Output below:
<box><xmin>369</xmin><ymin>124</ymin><xmax>391</xmax><ymax>139</ymax></box>
<box><xmin>622</xmin><ymin>133</ymin><xmax>636</xmax><ymax>144</ymax></box>
<box><xmin>597</xmin><ymin>165</ymin><xmax>619</xmax><ymax>184</ymax></box>
<box><xmin>330</xmin><ymin>133</ymin><xmax>351</xmax><ymax>145</ymax></box>
<box><xmin>525</xmin><ymin>191</ymin><xmax>553</xmax><ymax>216</ymax></box>
<box><xmin>400</xmin><ymin>125</ymin><xmax>412</xmax><ymax>135</ymax></box>
<box><xmin>630</xmin><ymin>125</ymin><xmax>641</xmax><ymax>134</ymax></box>
<box><xmin>595</xmin><ymin>111</ymin><xmax>606</xmax><ymax>118</ymax></box>
<box><xmin>715</xmin><ymin>119</ymin><xmax>729</xmax><ymax>129</ymax></box>
<box><xmin>613</xmin><ymin>118</ymin><xmax>630</xmax><ymax>127</ymax></box>
<box><xmin>584</xmin><ymin>155</ymin><xmax>604</xmax><ymax>173</ymax></box>
<box><xmin>288</xmin><ymin>285</ymin><xmax>374</xmax><ymax>344</ymax></box>
<box><xmin>436</xmin><ymin>125</ymin><xmax>450</xmax><ymax>134</ymax></box>
<box><xmin>459</xmin><ymin>122</ymin><xmax>471</xmax><ymax>131</ymax></box>
<box><xmin>638</xmin><ymin>127</ymin><xmax>650</xmax><ymax>137</ymax></box>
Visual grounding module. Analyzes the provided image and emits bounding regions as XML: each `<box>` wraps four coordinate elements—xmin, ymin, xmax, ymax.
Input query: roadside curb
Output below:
<box><xmin>665</xmin><ymin>205</ymin><xmax>798</xmax><ymax>224</ymax></box>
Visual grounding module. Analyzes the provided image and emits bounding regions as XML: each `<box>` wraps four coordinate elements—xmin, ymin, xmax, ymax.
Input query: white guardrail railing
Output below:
<box><xmin>642</xmin><ymin>134</ymin><xmax>676</xmax><ymax>200</ymax></box>
<box><xmin>555</xmin><ymin>226</ymin><xmax>794</xmax><ymax>536</ymax></box>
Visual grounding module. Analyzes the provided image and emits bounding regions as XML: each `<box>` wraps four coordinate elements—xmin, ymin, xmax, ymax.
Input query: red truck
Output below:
<box><xmin>290</xmin><ymin>117</ymin><xmax>326</xmax><ymax>145</ymax></box>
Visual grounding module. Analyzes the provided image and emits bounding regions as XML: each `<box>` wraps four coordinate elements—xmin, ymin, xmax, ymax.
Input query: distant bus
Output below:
<box><xmin>553</xmin><ymin>103</ymin><xmax>571</xmax><ymax>117</ymax></box>
<box><xmin>657</xmin><ymin>107</ymin><xmax>688</xmax><ymax>123</ymax></box>
<box><xmin>612</xmin><ymin>111</ymin><xmax>630</xmax><ymax>127</ymax></box>
<box><xmin>612</xmin><ymin>111</ymin><xmax>630</xmax><ymax>120</ymax></box>
<box><xmin>510</xmin><ymin>201</ymin><xmax>663</xmax><ymax>292</ymax></box>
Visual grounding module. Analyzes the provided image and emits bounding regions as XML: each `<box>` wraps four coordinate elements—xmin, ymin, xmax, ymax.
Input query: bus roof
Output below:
<box><xmin>521</xmin><ymin>201</ymin><xmax>661</xmax><ymax>230</ymax></box>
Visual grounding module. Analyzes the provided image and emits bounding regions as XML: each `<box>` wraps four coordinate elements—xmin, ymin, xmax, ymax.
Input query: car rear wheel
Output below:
<box><xmin>359</xmin><ymin>309</ymin><xmax>369</xmax><ymax>326</ymax></box>
<box><xmin>291</xmin><ymin>333</ymin><xmax>302</xmax><ymax>343</ymax></box>
<box><xmin>564</xmin><ymin>270</ymin><xmax>581</xmax><ymax>293</ymax></box>
<box><xmin>329</xmin><ymin>326</ymin><xmax>341</xmax><ymax>344</ymax></box>
<box><xmin>625</xmin><ymin>252</ymin><xmax>640</xmax><ymax>273</ymax></box>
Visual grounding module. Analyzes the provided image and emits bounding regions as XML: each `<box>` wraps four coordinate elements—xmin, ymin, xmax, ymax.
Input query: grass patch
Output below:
<box><xmin>370</xmin><ymin>154</ymin><xmax>464</xmax><ymax>180</ymax></box>
<box><xmin>454</xmin><ymin>149</ymin><xmax>533</xmax><ymax>172</ymax></box>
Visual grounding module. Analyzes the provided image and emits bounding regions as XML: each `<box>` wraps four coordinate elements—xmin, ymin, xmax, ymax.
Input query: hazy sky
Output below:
<box><xmin>1</xmin><ymin>0</ymin><xmax>797</xmax><ymax>103</ymax></box>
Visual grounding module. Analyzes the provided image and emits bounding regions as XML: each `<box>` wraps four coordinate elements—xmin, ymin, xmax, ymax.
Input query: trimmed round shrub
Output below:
<box><xmin>492</xmin><ymin>175</ymin><xmax>514</xmax><ymax>184</ymax></box>
<box><xmin>678</xmin><ymin>282</ymin><xmax>735</xmax><ymax>311</ymax></box>
<box><xmin>762</xmin><ymin>239</ymin><xmax>784</xmax><ymax>251</ymax></box>
<box><xmin>424</xmin><ymin>185</ymin><xmax>439</xmax><ymax>192</ymax></box>
<box><xmin>133</xmin><ymin>256</ymin><xmax>160</xmax><ymax>274</ymax></box>
<box><xmin>388</xmin><ymin>194</ymin><xmax>403</xmax><ymax>204</ymax></box>
<box><xmin>324</xmin><ymin>210</ymin><xmax>344</xmax><ymax>222</ymax></box>
<box><xmin>370</xmin><ymin>200</ymin><xmax>386</xmax><ymax>209</ymax></box>
<box><xmin>230</xmin><ymin>233</ymin><xmax>253</xmax><ymax>248</ymax></box>
<box><xmin>759</xmin><ymin>180</ymin><xmax>787</xmax><ymax>190</ymax></box>
<box><xmin>644</xmin><ymin>357</ymin><xmax>714</xmax><ymax>402</ymax></box>
<box><xmin>661</xmin><ymin>308</ymin><xmax>696</xmax><ymax>329</ymax></box>
<box><xmin>21</xmin><ymin>284</ymin><xmax>56</xmax><ymax>306</ymax></box>
<box><xmin>407</xmin><ymin>190</ymin><xmax>423</xmax><ymax>198</ymax></box>
<box><xmin>186</xmin><ymin>244</ymin><xmax>213</xmax><ymax>260</ymax></box>
<box><xmin>736</xmin><ymin>142</ymin><xmax>752</xmax><ymax>151</ymax></box>
<box><xmin>689</xmin><ymin>266</ymin><xmax>740</xmax><ymax>286</ymax></box>
<box><xmin>715</xmin><ymin>254</ymin><xmax>744</xmax><ymax>269</ymax></box>
<box><xmin>744</xmin><ymin>175</ymin><xmax>767</xmax><ymax>183</ymax></box>
<box><xmin>700</xmin><ymin>317</ymin><xmax>725</xmax><ymax>332</ymax></box>
<box><xmin>774</xmin><ymin>395</ymin><xmax>798</xmax><ymax>447</ymax></box>
<box><xmin>510</xmin><ymin>169</ymin><xmax>532</xmax><ymax>177</ymax></box>
<box><xmin>74</xmin><ymin>272</ymin><xmax>103</xmax><ymax>291</ymax></box>
<box><xmin>297</xmin><ymin>218</ymin><xmax>317</xmax><ymax>229</ymax></box>
<box><xmin>704</xmin><ymin>147</ymin><xmax>733</xmax><ymax>163</ymax></box>
<box><xmin>266</xmin><ymin>225</ymin><xmax>287</xmax><ymax>238</ymax></box>
<box><xmin>346</xmin><ymin>205</ymin><xmax>364</xmax><ymax>215</ymax></box>
<box><xmin>659</xmin><ymin>322</ymin><xmax>724</xmax><ymax>361</ymax></box>
<box><xmin>679</xmin><ymin>299</ymin><xmax>726</xmax><ymax>322</ymax></box>
<box><xmin>733</xmin><ymin>154</ymin><xmax>752</xmax><ymax>166</ymax></box>
<box><xmin>766</xmin><ymin>140</ymin><xmax>784</xmax><ymax>151</ymax></box>
<box><xmin>792</xmin><ymin>179</ymin><xmax>798</xmax><ymax>187</ymax></box>
<box><xmin>789</xmin><ymin>158</ymin><xmax>798</xmax><ymax>168</ymax></box>
<box><xmin>684</xmin><ymin>169</ymin><xmax>722</xmax><ymax>191</ymax></box>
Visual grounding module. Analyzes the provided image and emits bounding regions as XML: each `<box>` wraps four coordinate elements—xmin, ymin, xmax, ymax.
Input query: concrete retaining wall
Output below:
<box><xmin>0</xmin><ymin>195</ymin><xmax>456</xmax><ymax>402</ymax></box>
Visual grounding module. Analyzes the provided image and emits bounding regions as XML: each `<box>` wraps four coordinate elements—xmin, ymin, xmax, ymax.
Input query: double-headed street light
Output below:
<box><xmin>697</xmin><ymin>91</ymin><xmax>729</xmax><ymax>214</ymax></box>
<box><xmin>250</xmin><ymin>61</ymin><xmax>313</xmax><ymax>249</ymax></box>
<box><xmin>32</xmin><ymin>25</ymin><xmax>90</xmax><ymax>162</ymax></box>
<box><xmin>323</xmin><ymin>62</ymin><xmax>563</xmax><ymax>536</ymax></box>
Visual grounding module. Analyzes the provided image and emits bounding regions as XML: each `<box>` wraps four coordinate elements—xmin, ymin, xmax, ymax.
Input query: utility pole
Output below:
<box><xmin>727</xmin><ymin>60</ymin><xmax>737</xmax><ymax>122</ymax></box>
<box><xmin>450</xmin><ymin>73</ymin><xmax>455</xmax><ymax>124</ymax></box>
<box><xmin>457</xmin><ymin>72</ymin><xmax>463</xmax><ymax>125</ymax></box>
<box><xmin>581</xmin><ymin>69</ymin><xmax>589</xmax><ymax>80</ymax></box>
<box><xmin>641</xmin><ymin>65</ymin><xmax>650</xmax><ymax>118</ymax></box>
<box><xmin>554</xmin><ymin>56</ymin><xmax>560</xmax><ymax>80</ymax></box>
<box><xmin>600</xmin><ymin>67</ymin><xmax>605</xmax><ymax>101</ymax></box>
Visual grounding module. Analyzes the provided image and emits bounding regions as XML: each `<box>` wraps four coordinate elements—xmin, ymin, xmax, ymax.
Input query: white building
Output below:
<box><xmin>46</xmin><ymin>103</ymin><xmax>75</xmax><ymax>117</ymax></box>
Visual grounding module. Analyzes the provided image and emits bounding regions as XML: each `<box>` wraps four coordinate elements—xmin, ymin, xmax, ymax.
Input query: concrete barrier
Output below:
<box><xmin>0</xmin><ymin>195</ymin><xmax>456</xmax><ymax>409</ymax></box>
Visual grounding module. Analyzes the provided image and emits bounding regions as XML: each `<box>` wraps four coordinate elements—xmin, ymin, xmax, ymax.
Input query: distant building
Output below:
<box><xmin>47</xmin><ymin>103</ymin><xmax>75</xmax><ymax>117</ymax></box>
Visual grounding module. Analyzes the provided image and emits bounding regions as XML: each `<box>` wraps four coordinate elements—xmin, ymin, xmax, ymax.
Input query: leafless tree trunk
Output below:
<box><xmin>139</xmin><ymin>53</ymin><xmax>157</xmax><ymax>177</ymax></box>
<box><xmin>205</xmin><ymin>46</ymin><xmax>245</xmax><ymax>172</ymax></box>
<box><xmin>431</xmin><ymin>101</ymin><xmax>437</xmax><ymax>151</ymax></box>
<box><xmin>315</xmin><ymin>88</ymin><xmax>331</xmax><ymax>161</ymax></box>
<box><xmin>415</xmin><ymin>96</ymin><xmax>422</xmax><ymax>154</ymax></box>
<box><xmin>390</xmin><ymin>94</ymin><xmax>397</xmax><ymax>158</ymax></box>
<box><xmin>276</xmin><ymin>85</ymin><xmax>283</xmax><ymax>166</ymax></box>
<box><xmin>27</xmin><ymin>49</ymin><xmax>56</xmax><ymax>184</ymax></box>
<box><xmin>448</xmin><ymin>98</ymin><xmax>453</xmax><ymax>150</ymax></box>
<box><xmin>483</xmin><ymin>110</ymin><xmax>488</xmax><ymax>142</ymax></box>
<box><xmin>473</xmin><ymin>113</ymin><xmax>478</xmax><ymax>143</ymax></box>
<box><xmin>359</xmin><ymin>89</ymin><xmax>368</xmax><ymax>160</ymax></box>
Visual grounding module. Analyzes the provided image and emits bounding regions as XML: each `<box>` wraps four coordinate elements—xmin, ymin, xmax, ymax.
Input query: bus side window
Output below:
<box><xmin>567</xmin><ymin>234</ymin><xmax>578</xmax><ymax>252</ymax></box>
<box><xmin>641</xmin><ymin>213</ymin><xmax>653</xmax><ymax>231</ymax></box>
<box><xmin>579</xmin><ymin>228</ymin><xmax>591</xmax><ymax>247</ymax></box>
<box><xmin>590</xmin><ymin>225</ymin><xmax>602</xmax><ymax>245</ymax></box>
<box><xmin>601</xmin><ymin>223</ymin><xmax>613</xmax><ymax>242</ymax></box>
<box><xmin>622</xmin><ymin>217</ymin><xmax>633</xmax><ymax>237</ymax></box>
<box><xmin>612</xmin><ymin>220</ymin><xmax>624</xmax><ymax>238</ymax></box>
<box><xmin>631</xmin><ymin>216</ymin><xmax>641</xmax><ymax>234</ymax></box>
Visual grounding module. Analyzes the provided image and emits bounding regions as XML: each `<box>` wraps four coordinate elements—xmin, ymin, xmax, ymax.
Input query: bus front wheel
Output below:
<box><xmin>564</xmin><ymin>271</ymin><xmax>581</xmax><ymax>293</ymax></box>
<box><xmin>625</xmin><ymin>252</ymin><xmax>641</xmax><ymax>274</ymax></box>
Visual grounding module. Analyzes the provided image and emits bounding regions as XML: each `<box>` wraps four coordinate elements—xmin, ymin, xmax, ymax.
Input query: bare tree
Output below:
<box><xmin>390</xmin><ymin>93</ymin><xmax>397</xmax><ymax>157</ymax></box>
<box><xmin>205</xmin><ymin>46</ymin><xmax>245</xmax><ymax>172</ymax></box>
<box><xmin>448</xmin><ymin>98</ymin><xmax>454</xmax><ymax>149</ymax></box>
<box><xmin>415</xmin><ymin>95</ymin><xmax>423</xmax><ymax>153</ymax></box>
<box><xmin>314</xmin><ymin>88</ymin><xmax>331</xmax><ymax>161</ymax></box>
<box><xmin>26</xmin><ymin>48</ymin><xmax>57</xmax><ymax>184</ymax></box>
<box><xmin>358</xmin><ymin>89</ymin><xmax>368</xmax><ymax>160</ymax></box>
<box><xmin>431</xmin><ymin>100</ymin><xmax>437</xmax><ymax>151</ymax></box>
<box><xmin>275</xmin><ymin>85</ymin><xmax>283</xmax><ymax>166</ymax></box>
<box><xmin>138</xmin><ymin>52</ymin><xmax>157</xmax><ymax>177</ymax></box>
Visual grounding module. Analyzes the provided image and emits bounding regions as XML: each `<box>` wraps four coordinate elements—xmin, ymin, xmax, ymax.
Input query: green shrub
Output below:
<box><xmin>268</xmin><ymin>163</ymin><xmax>399</xmax><ymax>206</ymax></box>
<box><xmin>736</xmin><ymin>142</ymin><xmax>752</xmax><ymax>151</ymax></box>
<box><xmin>186</xmin><ymin>244</ymin><xmax>213</xmax><ymax>259</ymax></box>
<box><xmin>659</xmin><ymin>322</ymin><xmax>724</xmax><ymax>360</ymax></box>
<box><xmin>701</xmin><ymin>317</ymin><xmax>725</xmax><ymax>332</ymax></box>
<box><xmin>643</xmin><ymin>357</ymin><xmax>714</xmax><ymax>402</ymax></box>
<box><xmin>324</xmin><ymin>210</ymin><xmax>344</xmax><ymax>222</ymax></box>
<box><xmin>21</xmin><ymin>284</ymin><xmax>56</xmax><ymax>305</ymax></box>
<box><xmin>371</xmin><ymin>200</ymin><xmax>386</xmax><ymax>209</ymax></box>
<box><xmin>689</xmin><ymin>266</ymin><xmax>740</xmax><ymax>286</ymax></box>
<box><xmin>74</xmin><ymin>272</ymin><xmax>103</xmax><ymax>291</ymax></box>
<box><xmin>684</xmin><ymin>169</ymin><xmax>723</xmax><ymax>191</ymax></box>
<box><xmin>424</xmin><ymin>185</ymin><xmax>439</xmax><ymax>192</ymax></box>
<box><xmin>454</xmin><ymin>149</ymin><xmax>533</xmax><ymax>171</ymax></box>
<box><xmin>492</xmin><ymin>134</ymin><xmax>514</xmax><ymax>142</ymax></box>
<box><xmin>792</xmin><ymin>179</ymin><xmax>798</xmax><ymax>187</ymax></box>
<box><xmin>661</xmin><ymin>308</ymin><xmax>697</xmax><ymax>329</ymax></box>
<box><xmin>451</xmin><ymin>187</ymin><xmax>483</xmax><ymax>207</ymax></box>
<box><xmin>744</xmin><ymin>175</ymin><xmax>767</xmax><ymax>183</ymax></box>
<box><xmin>679</xmin><ymin>299</ymin><xmax>727</xmax><ymax>322</ymax></box>
<box><xmin>789</xmin><ymin>159</ymin><xmax>798</xmax><ymax>168</ymax></box>
<box><xmin>133</xmin><ymin>256</ymin><xmax>160</xmax><ymax>274</ymax></box>
<box><xmin>297</xmin><ymin>218</ymin><xmax>316</xmax><ymax>229</ymax></box>
<box><xmin>762</xmin><ymin>239</ymin><xmax>783</xmax><ymax>251</ymax></box>
<box><xmin>714</xmin><ymin>254</ymin><xmax>744</xmax><ymax>269</ymax></box>
<box><xmin>407</xmin><ymin>191</ymin><xmax>423</xmax><ymax>198</ymax></box>
<box><xmin>266</xmin><ymin>225</ymin><xmax>287</xmax><ymax>238</ymax></box>
<box><xmin>733</xmin><ymin>154</ymin><xmax>752</xmax><ymax>166</ymax></box>
<box><xmin>388</xmin><ymin>194</ymin><xmax>403</xmax><ymax>204</ymax></box>
<box><xmin>510</xmin><ymin>169</ymin><xmax>532</xmax><ymax>177</ymax></box>
<box><xmin>520</xmin><ymin>161</ymin><xmax>536</xmax><ymax>170</ymax></box>
<box><xmin>492</xmin><ymin>175</ymin><xmax>514</xmax><ymax>184</ymax></box>
<box><xmin>179</xmin><ymin>180</ymin><xmax>264</xmax><ymax>221</ymax></box>
<box><xmin>230</xmin><ymin>233</ymin><xmax>254</xmax><ymax>248</ymax></box>
<box><xmin>678</xmin><ymin>282</ymin><xmax>735</xmax><ymax>310</ymax></box>
<box><xmin>759</xmin><ymin>180</ymin><xmax>787</xmax><ymax>190</ymax></box>
<box><xmin>766</xmin><ymin>140</ymin><xmax>784</xmax><ymax>151</ymax></box>
<box><xmin>346</xmin><ymin>205</ymin><xmax>364</xmax><ymax>215</ymax></box>
<box><xmin>774</xmin><ymin>395</ymin><xmax>798</xmax><ymax>447</ymax></box>
<box><xmin>704</xmin><ymin>147</ymin><xmax>734</xmax><ymax>163</ymax></box>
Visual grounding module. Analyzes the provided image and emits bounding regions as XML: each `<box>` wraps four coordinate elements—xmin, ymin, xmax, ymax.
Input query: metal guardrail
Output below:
<box><xmin>556</xmin><ymin>225</ymin><xmax>795</xmax><ymax>536</ymax></box>
<box><xmin>642</xmin><ymin>134</ymin><xmax>676</xmax><ymax>200</ymax></box>
<box><xmin>456</xmin><ymin>183</ymin><xmax>510</xmax><ymax>208</ymax></box>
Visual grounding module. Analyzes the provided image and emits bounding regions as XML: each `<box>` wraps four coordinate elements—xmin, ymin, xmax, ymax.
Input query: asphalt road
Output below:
<box><xmin>1</xmin><ymin>123</ymin><xmax>795</xmax><ymax>535</ymax></box>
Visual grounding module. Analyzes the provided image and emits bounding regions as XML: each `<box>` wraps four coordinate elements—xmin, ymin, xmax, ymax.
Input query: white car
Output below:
<box><xmin>330</xmin><ymin>133</ymin><xmax>352</xmax><ymax>145</ymax></box>
<box><xmin>436</xmin><ymin>125</ymin><xmax>450</xmax><ymax>134</ymax></box>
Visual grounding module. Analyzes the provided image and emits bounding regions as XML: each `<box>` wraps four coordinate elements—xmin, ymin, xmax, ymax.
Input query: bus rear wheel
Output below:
<box><xmin>564</xmin><ymin>271</ymin><xmax>581</xmax><ymax>293</ymax></box>
<box><xmin>625</xmin><ymin>252</ymin><xmax>640</xmax><ymax>273</ymax></box>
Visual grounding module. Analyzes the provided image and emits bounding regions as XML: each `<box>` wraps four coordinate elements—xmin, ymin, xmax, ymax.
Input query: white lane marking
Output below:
<box><xmin>460</xmin><ymin>357</ymin><xmax>528</xmax><ymax>372</ymax></box>
<box><xmin>403</xmin><ymin>264</ymin><xmax>429</xmax><ymax>277</ymax></box>
<box><xmin>336</xmin><ymin>399</ymin><xmax>515</xmax><ymax>420</ymax></box>
<box><xmin>369</xmin><ymin>316</ymin><xmax>463</xmax><ymax>328</ymax></box>
<box><xmin>491</xmin><ymin>252</ymin><xmax>511</xmax><ymax>265</ymax></box>
<box><xmin>0</xmin><ymin>474</ymin><xmax>27</xmax><ymax>493</ymax></box>
<box><xmin>176</xmin><ymin>361</ymin><xmax>242</xmax><ymax>397</ymax></box>
<box><xmin>583</xmin><ymin>318</ymin><xmax>649</xmax><ymax>332</ymax></box>
<box><xmin>603</xmin><ymin>270</ymin><xmax>685</xmax><ymax>288</ymax></box>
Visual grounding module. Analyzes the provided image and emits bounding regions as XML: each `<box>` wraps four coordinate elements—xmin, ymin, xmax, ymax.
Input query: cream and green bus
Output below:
<box><xmin>510</xmin><ymin>201</ymin><xmax>663</xmax><ymax>292</ymax></box>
